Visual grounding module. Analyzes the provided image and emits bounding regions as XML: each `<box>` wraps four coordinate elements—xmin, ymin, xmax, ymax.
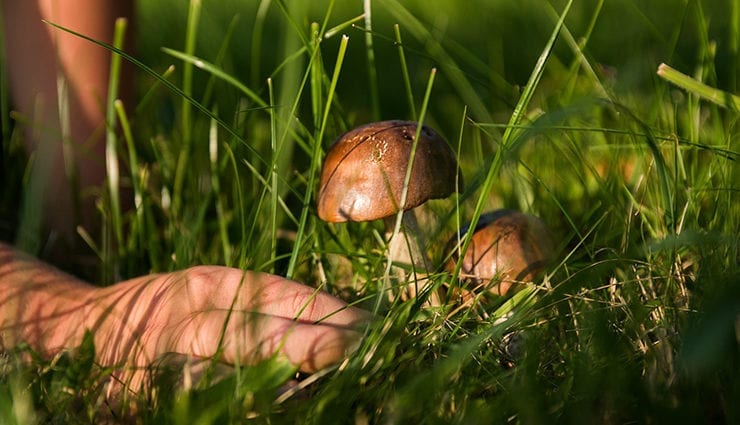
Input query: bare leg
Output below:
<box><xmin>1</xmin><ymin>0</ymin><xmax>133</xmax><ymax>269</ymax></box>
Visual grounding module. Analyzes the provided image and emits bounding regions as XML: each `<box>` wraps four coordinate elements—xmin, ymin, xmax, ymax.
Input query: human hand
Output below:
<box><xmin>0</xmin><ymin>244</ymin><xmax>370</xmax><ymax>394</ymax></box>
<box><xmin>90</xmin><ymin>266</ymin><xmax>370</xmax><ymax>375</ymax></box>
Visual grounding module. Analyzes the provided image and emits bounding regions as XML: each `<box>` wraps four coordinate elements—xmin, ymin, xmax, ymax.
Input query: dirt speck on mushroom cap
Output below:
<box><xmin>317</xmin><ymin>120</ymin><xmax>461</xmax><ymax>223</ymax></box>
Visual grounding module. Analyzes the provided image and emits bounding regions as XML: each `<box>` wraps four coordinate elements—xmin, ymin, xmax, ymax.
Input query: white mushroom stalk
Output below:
<box><xmin>383</xmin><ymin>210</ymin><xmax>431</xmax><ymax>273</ymax></box>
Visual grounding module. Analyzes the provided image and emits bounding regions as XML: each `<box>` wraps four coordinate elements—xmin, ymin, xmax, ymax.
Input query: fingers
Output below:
<box><xmin>159</xmin><ymin>267</ymin><xmax>370</xmax><ymax>373</ymax></box>
<box><xmin>166</xmin><ymin>308</ymin><xmax>363</xmax><ymax>374</ymax></box>
<box><xmin>174</xmin><ymin>266</ymin><xmax>372</xmax><ymax>328</ymax></box>
<box><xmin>237</xmin><ymin>272</ymin><xmax>372</xmax><ymax>328</ymax></box>
<box><xmin>249</xmin><ymin>319</ymin><xmax>362</xmax><ymax>373</ymax></box>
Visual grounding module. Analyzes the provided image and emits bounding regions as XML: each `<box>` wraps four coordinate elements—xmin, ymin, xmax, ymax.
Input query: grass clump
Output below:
<box><xmin>1</xmin><ymin>0</ymin><xmax>738</xmax><ymax>423</ymax></box>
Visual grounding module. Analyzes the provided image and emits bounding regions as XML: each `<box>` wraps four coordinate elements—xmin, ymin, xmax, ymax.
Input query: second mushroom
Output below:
<box><xmin>445</xmin><ymin>209</ymin><xmax>555</xmax><ymax>302</ymax></box>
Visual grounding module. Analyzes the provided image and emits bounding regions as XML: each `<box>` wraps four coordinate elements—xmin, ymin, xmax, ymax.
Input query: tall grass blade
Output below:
<box><xmin>286</xmin><ymin>35</ymin><xmax>349</xmax><ymax>279</ymax></box>
<box><xmin>208</xmin><ymin>108</ymin><xmax>232</xmax><ymax>265</ymax></box>
<box><xmin>172</xmin><ymin>0</ymin><xmax>201</xmax><ymax>218</ymax></box>
<box><xmin>363</xmin><ymin>0</ymin><xmax>380</xmax><ymax>120</ymax></box>
<box><xmin>613</xmin><ymin>102</ymin><xmax>675</xmax><ymax>232</ymax></box>
<box><xmin>162</xmin><ymin>48</ymin><xmax>268</xmax><ymax>108</ymax></box>
<box><xmin>273</xmin><ymin>0</ymin><xmax>309</xmax><ymax>47</ymax></box>
<box><xmin>221</xmin><ymin>143</ymin><xmax>248</xmax><ymax>267</ymax></box>
<box><xmin>550</xmin><ymin>0</ymin><xmax>609</xmax><ymax>100</ymax></box>
<box><xmin>732</xmin><ymin>0</ymin><xmax>739</xmax><ymax>92</ymax></box>
<box><xmin>199</xmin><ymin>15</ymin><xmax>241</xmax><ymax>109</ymax></box>
<box><xmin>250</xmin><ymin>0</ymin><xmax>272</xmax><ymax>86</ymax></box>
<box><xmin>268</xmin><ymin>78</ymin><xmax>278</xmax><ymax>273</ymax></box>
<box><xmin>103</xmin><ymin>17</ymin><xmax>127</xmax><ymax>281</ymax></box>
<box><xmin>394</xmin><ymin>24</ymin><xmax>416</xmax><ymax>120</ymax></box>
<box><xmin>379</xmin><ymin>67</ymin><xmax>436</xmax><ymax>312</ymax></box>
<box><xmin>310</xmin><ymin>22</ymin><xmax>324</xmax><ymax>131</ymax></box>
<box><xmin>134</xmin><ymin>64</ymin><xmax>175</xmax><ymax>115</ymax></box>
<box><xmin>113</xmin><ymin>100</ymin><xmax>141</xmax><ymax>244</ymax></box>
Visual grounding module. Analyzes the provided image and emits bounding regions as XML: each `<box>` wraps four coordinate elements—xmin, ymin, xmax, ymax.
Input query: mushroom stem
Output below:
<box><xmin>383</xmin><ymin>211</ymin><xmax>432</xmax><ymax>272</ymax></box>
<box><xmin>383</xmin><ymin>211</ymin><xmax>443</xmax><ymax>305</ymax></box>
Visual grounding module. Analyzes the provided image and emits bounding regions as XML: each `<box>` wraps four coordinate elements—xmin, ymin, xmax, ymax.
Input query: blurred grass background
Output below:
<box><xmin>1</xmin><ymin>0</ymin><xmax>738</xmax><ymax>423</ymax></box>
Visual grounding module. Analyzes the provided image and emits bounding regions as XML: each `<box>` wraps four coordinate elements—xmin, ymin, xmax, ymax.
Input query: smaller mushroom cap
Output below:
<box><xmin>317</xmin><ymin>120</ymin><xmax>460</xmax><ymax>222</ymax></box>
<box><xmin>446</xmin><ymin>210</ymin><xmax>555</xmax><ymax>297</ymax></box>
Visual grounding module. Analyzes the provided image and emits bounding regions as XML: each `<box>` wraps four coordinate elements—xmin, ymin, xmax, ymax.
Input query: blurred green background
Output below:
<box><xmin>135</xmin><ymin>0</ymin><xmax>737</xmax><ymax>125</ymax></box>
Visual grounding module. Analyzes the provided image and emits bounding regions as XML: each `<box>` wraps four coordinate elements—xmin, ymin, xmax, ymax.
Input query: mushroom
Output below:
<box><xmin>317</xmin><ymin>120</ymin><xmax>461</xmax><ymax>271</ymax></box>
<box><xmin>445</xmin><ymin>209</ymin><xmax>554</xmax><ymax>301</ymax></box>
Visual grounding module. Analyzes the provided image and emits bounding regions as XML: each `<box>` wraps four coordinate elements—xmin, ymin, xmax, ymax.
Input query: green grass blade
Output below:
<box><xmin>220</xmin><ymin>142</ymin><xmax>248</xmax><ymax>267</ymax></box>
<box><xmin>324</xmin><ymin>13</ymin><xmax>365</xmax><ymax>40</ymax></box>
<box><xmin>310</xmin><ymin>22</ymin><xmax>324</xmax><ymax>130</ymax></box>
<box><xmin>273</xmin><ymin>0</ymin><xmax>309</xmax><ymax>47</ymax></box>
<box><xmin>445</xmin><ymin>106</ymin><xmax>467</xmax><ymax>286</ymax></box>
<box><xmin>363</xmin><ymin>0</ymin><xmax>380</xmax><ymax>120</ymax></box>
<box><xmin>732</xmin><ymin>0</ymin><xmax>739</xmax><ymax>91</ymax></box>
<box><xmin>503</xmin><ymin>0</ymin><xmax>573</xmax><ymax>144</ymax></box>
<box><xmin>161</xmin><ymin>46</ymin><xmax>312</xmax><ymax>204</ymax></box>
<box><xmin>551</xmin><ymin>0</ymin><xmax>609</xmax><ymax>100</ymax></box>
<box><xmin>208</xmin><ymin>108</ymin><xmax>232</xmax><ymax>266</ymax></box>
<box><xmin>199</xmin><ymin>14</ymin><xmax>241</xmax><ymax>109</ymax></box>
<box><xmin>387</xmin><ymin>68</ymin><xmax>436</xmax><ymax>258</ymax></box>
<box><xmin>268</xmin><ymin>78</ymin><xmax>278</xmax><ymax>274</ymax></box>
<box><xmin>103</xmin><ymin>17</ymin><xmax>127</xmax><ymax>280</ymax></box>
<box><xmin>657</xmin><ymin>63</ymin><xmax>740</xmax><ymax>111</ymax></box>
<box><xmin>612</xmin><ymin>101</ymin><xmax>675</xmax><ymax>232</ymax></box>
<box><xmin>286</xmin><ymin>34</ymin><xmax>350</xmax><ymax>279</ymax></box>
<box><xmin>377</xmin><ymin>67</ymin><xmax>436</xmax><ymax>312</ymax></box>
<box><xmin>172</xmin><ymin>0</ymin><xmax>202</xmax><ymax>218</ymax></box>
<box><xmin>393</xmin><ymin>24</ymin><xmax>416</xmax><ymax>120</ymax></box>
<box><xmin>113</xmin><ymin>100</ymin><xmax>142</xmax><ymax>251</ymax></box>
<box><xmin>134</xmin><ymin>64</ymin><xmax>175</xmax><ymax>116</ymax></box>
<box><xmin>250</xmin><ymin>0</ymin><xmax>272</xmax><ymax>87</ymax></box>
<box><xmin>161</xmin><ymin>48</ymin><xmax>268</xmax><ymax>108</ymax></box>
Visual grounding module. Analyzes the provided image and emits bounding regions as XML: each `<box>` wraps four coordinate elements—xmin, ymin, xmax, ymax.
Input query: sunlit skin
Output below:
<box><xmin>1</xmin><ymin>0</ymin><xmax>134</xmax><ymax>248</ymax></box>
<box><xmin>0</xmin><ymin>243</ymin><xmax>370</xmax><ymax>392</ymax></box>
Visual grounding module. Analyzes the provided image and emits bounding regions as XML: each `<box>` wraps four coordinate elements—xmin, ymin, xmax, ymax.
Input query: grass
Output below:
<box><xmin>1</xmin><ymin>0</ymin><xmax>739</xmax><ymax>423</ymax></box>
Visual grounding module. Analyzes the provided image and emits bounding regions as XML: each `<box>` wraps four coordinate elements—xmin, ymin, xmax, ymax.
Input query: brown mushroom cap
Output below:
<box><xmin>445</xmin><ymin>210</ymin><xmax>555</xmax><ymax>297</ymax></box>
<box><xmin>317</xmin><ymin>120</ymin><xmax>460</xmax><ymax>222</ymax></box>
